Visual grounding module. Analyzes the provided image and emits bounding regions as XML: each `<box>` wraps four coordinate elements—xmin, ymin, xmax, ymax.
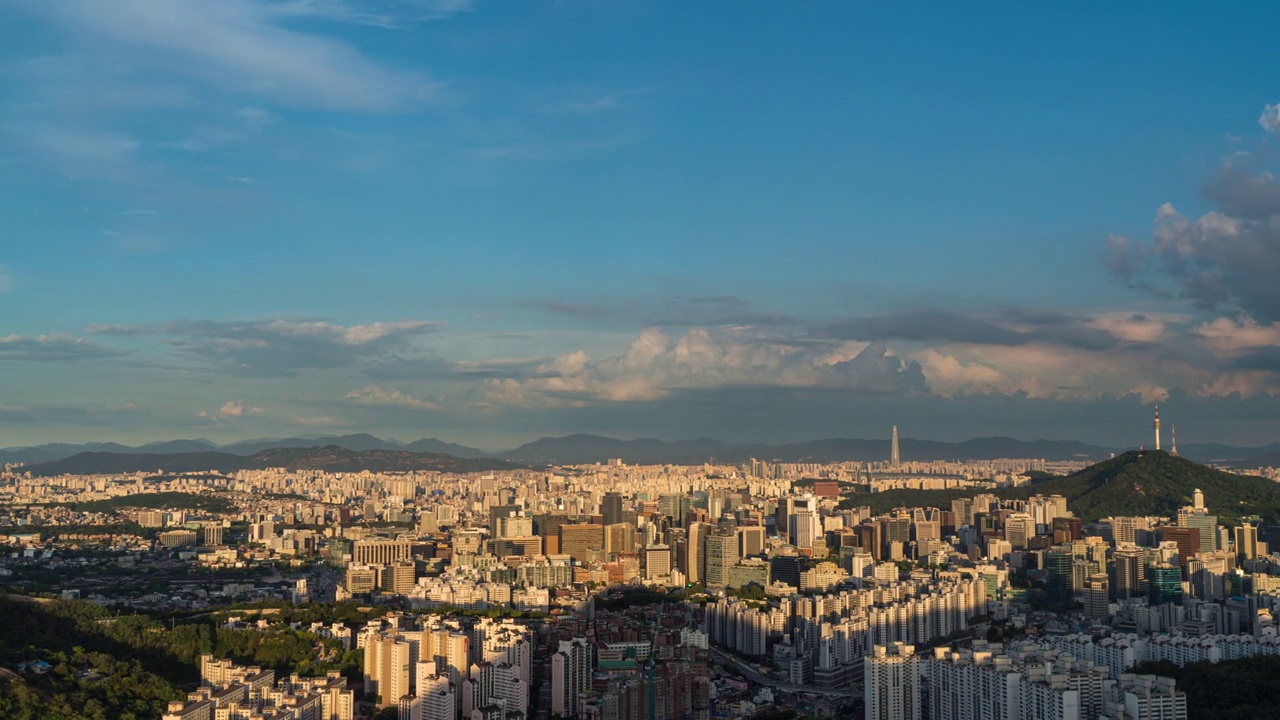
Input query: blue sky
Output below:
<box><xmin>3</xmin><ymin>0</ymin><xmax>1280</xmax><ymax>449</ymax></box>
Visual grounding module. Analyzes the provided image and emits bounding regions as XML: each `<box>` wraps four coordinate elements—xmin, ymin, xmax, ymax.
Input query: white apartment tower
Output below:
<box><xmin>865</xmin><ymin>642</ymin><xmax>921</xmax><ymax>720</ymax></box>
<box><xmin>419</xmin><ymin>687</ymin><xmax>456</xmax><ymax>720</ymax></box>
<box><xmin>551</xmin><ymin>638</ymin><xmax>592</xmax><ymax>718</ymax></box>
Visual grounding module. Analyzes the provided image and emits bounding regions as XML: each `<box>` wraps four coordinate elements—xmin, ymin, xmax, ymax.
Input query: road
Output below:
<box><xmin>709</xmin><ymin>646</ymin><xmax>860</xmax><ymax>699</ymax></box>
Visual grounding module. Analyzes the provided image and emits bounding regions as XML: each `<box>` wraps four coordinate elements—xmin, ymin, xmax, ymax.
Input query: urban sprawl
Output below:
<box><xmin>4</xmin><ymin>435</ymin><xmax>1280</xmax><ymax>720</ymax></box>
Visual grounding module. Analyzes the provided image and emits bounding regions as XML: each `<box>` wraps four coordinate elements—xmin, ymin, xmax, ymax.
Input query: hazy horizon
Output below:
<box><xmin>3</xmin><ymin>421</ymin><xmax>1270</xmax><ymax>457</ymax></box>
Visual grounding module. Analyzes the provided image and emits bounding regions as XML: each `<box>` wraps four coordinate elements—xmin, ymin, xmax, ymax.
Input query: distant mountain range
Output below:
<box><xmin>5</xmin><ymin>433</ymin><xmax>1280</xmax><ymax>470</ymax></box>
<box><xmin>0</xmin><ymin>434</ymin><xmax>492</xmax><ymax>466</ymax></box>
<box><xmin>20</xmin><ymin>445</ymin><xmax>524</xmax><ymax>477</ymax></box>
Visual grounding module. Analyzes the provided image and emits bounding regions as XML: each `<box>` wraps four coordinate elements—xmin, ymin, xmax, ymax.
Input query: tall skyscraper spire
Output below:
<box><xmin>1153</xmin><ymin>405</ymin><xmax>1161</xmax><ymax>451</ymax></box>
<box><xmin>1171</xmin><ymin>424</ymin><xmax>1178</xmax><ymax>457</ymax></box>
<box><xmin>890</xmin><ymin>425</ymin><xmax>901</xmax><ymax>468</ymax></box>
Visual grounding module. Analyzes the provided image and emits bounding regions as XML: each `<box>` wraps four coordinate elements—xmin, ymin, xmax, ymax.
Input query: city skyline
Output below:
<box><xmin>3</xmin><ymin>2</ymin><xmax>1280</xmax><ymax>447</ymax></box>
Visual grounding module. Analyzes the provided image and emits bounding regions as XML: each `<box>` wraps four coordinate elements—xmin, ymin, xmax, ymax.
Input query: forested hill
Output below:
<box><xmin>1001</xmin><ymin>450</ymin><xmax>1280</xmax><ymax>523</ymax></box>
<box><xmin>842</xmin><ymin>450</ymin><xmax>1280</xmax><ymax>523</ymax></box>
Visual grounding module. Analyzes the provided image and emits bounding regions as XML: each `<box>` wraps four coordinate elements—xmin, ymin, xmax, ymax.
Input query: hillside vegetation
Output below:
<box><xmin>841</xmin><ymin>451</ymin><xmax>1280</xmax><ymax>523</ymax></box>
<box><xmin>56</xmin><ymin>492</ymin><xmax>237</xmax><ymax>515</ymax></box>
<box><xmin>1136</xmin><ymin>657</ymin><xmax>1280</xmax><ymax>718</ymax></box>
<box><xmin>0</xmin><ymin>598</ymin><xmax>364</xmax><ymax>720</ymax></box>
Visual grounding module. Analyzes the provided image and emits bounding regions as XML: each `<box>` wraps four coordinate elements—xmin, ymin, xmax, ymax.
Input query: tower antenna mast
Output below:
<box><xmin>1153</xmin><ymin>405</ymin><xmax>1162</xmax><ymax>451</ymax></box>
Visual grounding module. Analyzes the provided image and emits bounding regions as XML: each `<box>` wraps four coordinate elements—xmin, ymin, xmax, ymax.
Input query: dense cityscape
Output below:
<box><xmin>4</xmin><ymin>418</ymin><xmax>1280</xmax><ymax>719</ymax></box>
<box><xmin>5</xmin><ymin>2</ymin><xmax>1280</xmax><ymax>719</ymax></box>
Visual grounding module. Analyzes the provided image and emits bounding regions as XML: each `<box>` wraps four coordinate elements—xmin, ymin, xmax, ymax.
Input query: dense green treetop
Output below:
<box><xmin>841</xmin><ymin>451</ymin><xmax>1280</xmax><ymax>523</ymax></box>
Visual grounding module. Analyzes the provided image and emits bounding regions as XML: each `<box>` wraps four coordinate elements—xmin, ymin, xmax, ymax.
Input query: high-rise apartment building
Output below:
<box><xmin>551</xmin><ymin>638</ymin><xmax>592</xmax><ymax>718</ymax></box>
<box><xmin>364</xmin><ymin>634</ymin><xmax>415</xmax><ymax>708</ymax></box>
<box><xmin>865</xmin><ymin>642</ymin><xmax>921</xmax><ymax>720</ymax></box>
<box><xmin>417</xmin><ymin>686</ymin><xmax>455</xmax><ymax>720</ymax></box>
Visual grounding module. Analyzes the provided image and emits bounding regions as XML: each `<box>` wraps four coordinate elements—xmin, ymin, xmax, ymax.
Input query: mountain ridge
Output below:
<box><xmin>6</xmin><ymin>433</ymin><xmax>1280</xmax><ymax>468</ymax></box>
<box><xmin>20</xmin><ymin>445</ymin><xmax>523</xmax><ymax>477</ymax></box>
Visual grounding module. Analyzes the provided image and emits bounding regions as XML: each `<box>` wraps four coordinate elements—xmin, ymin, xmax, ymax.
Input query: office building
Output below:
<box><xmin>644</xmin><ymin>545</ymin><xmax>672</xmax><ymax>580</ymax></box>
<box><xmin>1085</xmin><ymin>573</ymin><xmax>1110</xmax><ymax>621</ymax></box>
<box><xmin>353</xmin><ymin>539</ymin><xmax>413</xmax><ymax>566</ymax></box>
<box><xmin>601</xmin><ymin>492</ymin><xmax>624</xmax><ymax>528</ymax></box>
<box><xmin>559</xmin><ymin>524</ymin><xmax>605</xmax><ymax>564</ymax></box>
<box><xmin>703</xmin><ymin>531</ymin><xmax>739</xmax><ymax>589</ymax></box>
<box><xmin>1114</xmin><ymin>545</ymin><xmax>1148</xmax><ymax>601</ymax></box>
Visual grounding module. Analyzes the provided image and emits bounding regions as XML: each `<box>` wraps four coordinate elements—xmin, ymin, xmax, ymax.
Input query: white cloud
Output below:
<box><xmin>10</xmin><ymin>125</ymin><xmax>140</xmax><ymax>179</ymax></box>
<box><xmin>42</xmin><ymin>0</ymin><xmax>439</xmax><ymax>112</ymax></box>
<box><xmin>285</xmin><ymin>0</ymin><xmax>476</xmax><ymax>27</ymax></box>
<box><xmin>911</xmin><ymin>349</ymin><xmax>1008</xmax><ymax>396</ymax></box>
<box><xmin>1198</xmin><ymin>371</ymin><xmax>1280</xmax><ymax>399</ymax></box>
<box><xmin>85</xmin><ymin>317</ymin><xmax>440</xmax><ymax>376</ymax></box>
<box><xmin>479</xmin><ymin>326</ymin><xmax>927</xmax><ymax>408</ymax></box>
<box><xmin>345</xmin><ymin>385</ymin><xmax>441</xmax><ymax>410</ymax></box>
<box><xmin>1195</xmin><ymin>316</ymin><xmax>1280</xmax><ymax>354</ymax></box>
<box><xmin>1261</xmin><ymin>103</ymin><xmax>1280</xmax><ymax>135</ymax></box>
<box><xmin>294</xmin><ymin>414</ymin><xmax>343</xmax><ymax>426</ymax></box>
<box><xmin>1086</xmin><ymin>313</ymin><xmax>1175</xmax><ymax>343</ymax></box>
<box><xmin>199</xmin><ymin>401</ymin><xmax>264</xmax><ymax>420</ymax></box>
<box><xmin>0</xmin><ymin>333</ymin><xmax>121</xmax><ymax>362</ymax></box>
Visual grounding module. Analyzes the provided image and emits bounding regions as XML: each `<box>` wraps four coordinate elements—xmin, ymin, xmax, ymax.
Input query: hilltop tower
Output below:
<box><xmin>1153</xmin><ymin>405</ymin><xmax>1161</xmax><ymax>451</ymax></box>
<box><xmin>1171</xmin><ymin>424</ymin><xmax>1178</xmax><ymax>457</ymax></box>
<box><xmin>890</xmin><ymin>425</ymin><xmax>901</xmax><ymax>468</ymax></box>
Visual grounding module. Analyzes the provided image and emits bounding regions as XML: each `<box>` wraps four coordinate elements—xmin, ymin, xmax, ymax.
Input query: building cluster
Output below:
<box><xmin>162</xmin><ymin>655</ymin><xmax>355</xmax><ymax>720</ymax></box>
<box><xmin>707</xmin><ymin>572</ymin><xmax>988</xmax><ymax>687</ymax></box>
<box><xmin>1044</xmin><ymin>628</ymin><xmax>1280</xmax><ymax>671</ymax></box>
<box><xmin>360</xmin><ymin>615</ymin><xmax>532</xmax><ymax>720</ymax></box>
<box><xmin>350</xmin><ymin>604</ymin><xmax>712</xmax><ymax>720</ymax></box>
<box><xmin>867</xmin><ymin>641</ymin><xmax>1187</xmax><ymax>720</ymax></box>
<box><xmin>14</xmin><ymin>426</ymin><xmax>1280</xmax><ymax>719</ymax></box>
